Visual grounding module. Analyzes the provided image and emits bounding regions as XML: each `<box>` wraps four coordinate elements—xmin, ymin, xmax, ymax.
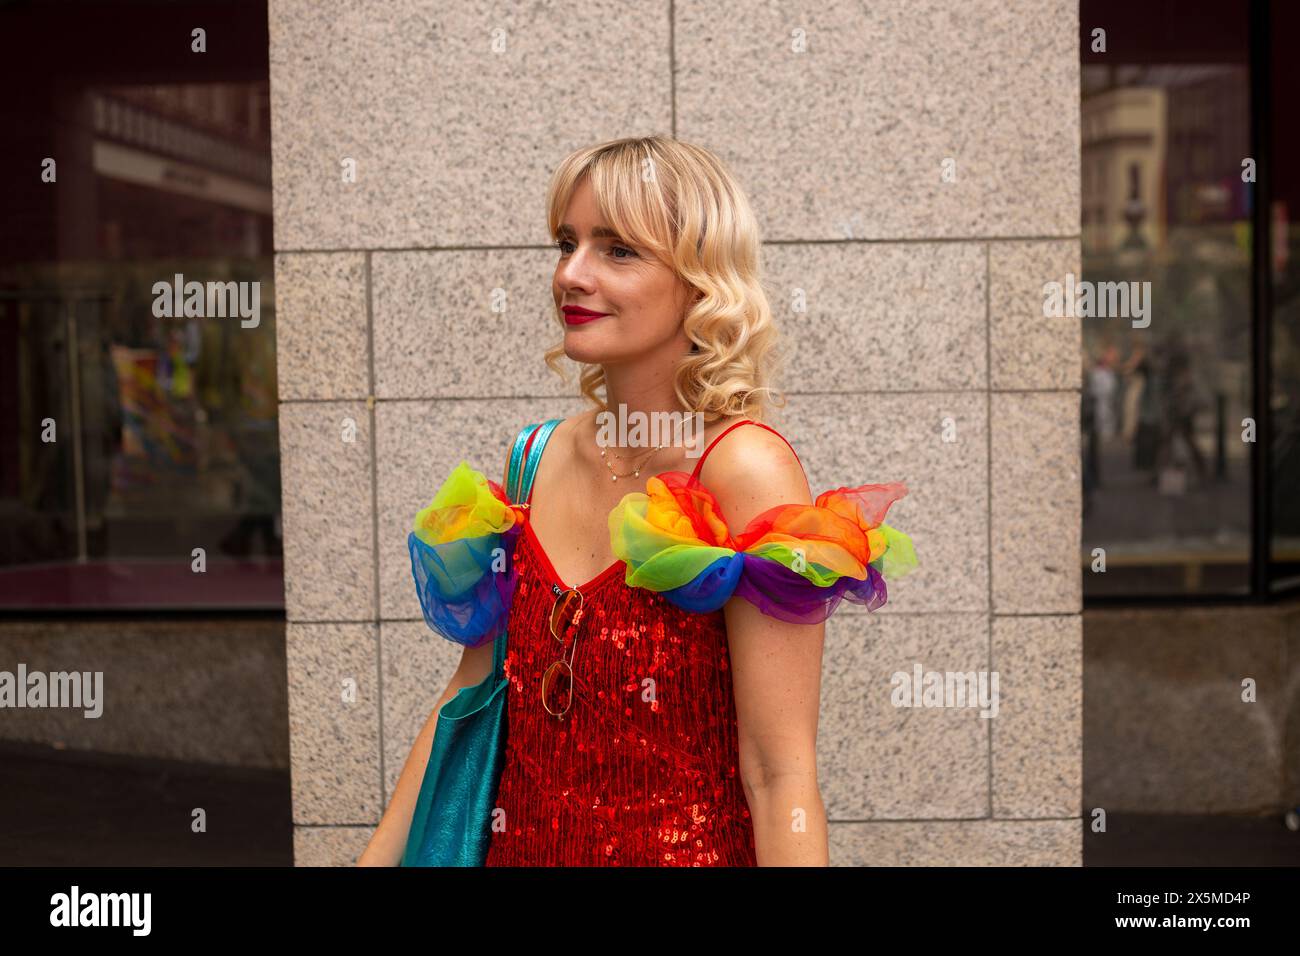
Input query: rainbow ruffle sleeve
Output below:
<box><xmin>608</xmin><ymin>471</ymin><xmax>917</xmax><ymax>624</ymax></box>
<box><xmin>408</xmin><ymin>461</ymin><xmax>525</xmax><ymax>648</ymax></box>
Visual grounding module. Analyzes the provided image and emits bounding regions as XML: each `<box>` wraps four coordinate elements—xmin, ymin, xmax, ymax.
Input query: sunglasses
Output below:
<box><xmin>540</xmin><ymin>583</ymin><xmax>586</xmax><ymax>720</ymax></box>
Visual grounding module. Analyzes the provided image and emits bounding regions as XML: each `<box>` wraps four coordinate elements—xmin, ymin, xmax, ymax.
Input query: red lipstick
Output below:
<box><xmin>562</xmin><ymin>305</ymin><xmax>610</xmax><ymax>325</ymax></box>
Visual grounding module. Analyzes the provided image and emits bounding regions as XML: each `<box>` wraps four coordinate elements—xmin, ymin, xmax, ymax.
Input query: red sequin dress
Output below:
<box><xmin>483</xmin><ymin>435</ymin><xmax>762</xmax><ymax>867</ymax></box>
<box><xmin>406</xmin><ymin>417</ymin><xmax>914</xmax><ymax>866</ymax></box>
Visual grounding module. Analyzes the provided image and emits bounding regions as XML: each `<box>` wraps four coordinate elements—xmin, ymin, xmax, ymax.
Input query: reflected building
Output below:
<box><xmin>0</xmin><ymin>73</ymin><xmax>280</xmax><ymax>610</ymax></box>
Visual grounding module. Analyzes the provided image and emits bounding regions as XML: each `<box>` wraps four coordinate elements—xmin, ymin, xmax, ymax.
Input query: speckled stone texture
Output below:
<box><xmin>274</xmin><ymin>252</ymin><xmax>369</xmax><ymax>400</ymax></box>
<box><xmin>990</xmin><ymin>240</ymin><xmax>1084</xmax><ymax>390</ymax></box>
<box><xmin>0</xmin><ymin>619</ymin><xmax>287</xmax><ymax>767</ymax></box>
<box><xmin>819</xmin><ymin>613</ymin><xmax>989</xmax><ymax>820</ymax></box>
<box><xmin>294</xmin><ymin>825</ymin><xmax>372</xmax><ymax>866</ymax></box>
<box><xmin>761</xmin><ymin>242</ymin><xmax>987</xmax><ymax>391</ymax></box>
<box><xmin>287</xmin><ymin>623</ymin><xmax>379</xmax><ymax>825</ymax></box>
<box><xmin>832</xmin><ymin>819</ymin><xmax>1081</xmax><ymax>866</ymax></box>
<box><xmin>674</xmin><ymin>1</ymin><xmax>1080</xmax><ymax>241</ymax></box>
<box><xmin>270</xmin><ymin>0</ymin><xmax>1083</xmax><ymax>865</ymax></box>
<box><xmin>279</xmin><ymin>401</ymin><xmax>375</xmax><ymax>623</ymax></box>
<box><xmin>993</xmin><ymin>616</ymin><xmax>1082</xmax><ymax>818</ymax></box>
<box><xmin>269</xmin><ymin>1</ymin><xmax>672</xmax><ymax>250</ymax></box>
<box><xmin>1085</xmin><ymin>604</ymin><xmax>1298</xmax><ymax>815</ymax></box>
<box><xmin>371</xmin><ymin>250</ymin><xmax>585</xmax><ymax>400</ymax></box>
<box><xmin>991</xmin><ymin>392</ymin><xmax>1082</xmax><ymax>614</ymax></box>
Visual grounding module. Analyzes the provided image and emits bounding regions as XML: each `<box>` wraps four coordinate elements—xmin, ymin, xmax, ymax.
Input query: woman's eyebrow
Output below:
<box><xmin>556</xmin><ymin>223</ymin><xmax>625</xmax><ymax>240</ymax></box>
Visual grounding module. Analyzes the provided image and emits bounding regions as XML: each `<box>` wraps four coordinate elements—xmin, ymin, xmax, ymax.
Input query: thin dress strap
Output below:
<box><xmin>689</xmin><ymin>419</ymin><xmax>805</xmax><ymax>481</ymax></box>
<box><xmin>521</xmin><ymin>426</ymin><xmax>539</xmax><ymax>503</ymax></box>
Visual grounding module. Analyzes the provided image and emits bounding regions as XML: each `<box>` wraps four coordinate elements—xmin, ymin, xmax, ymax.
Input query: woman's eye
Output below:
<box><xmin>553</xmin><ymin>238</ymin><xmax>637</xmax><ymax>260</ymax></box>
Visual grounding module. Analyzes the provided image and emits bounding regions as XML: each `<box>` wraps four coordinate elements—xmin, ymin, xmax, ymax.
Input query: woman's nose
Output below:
<box><xmin>557</xmin><ymin>251</ymin><xmax>595</xmax><ymax>289</ymax></box>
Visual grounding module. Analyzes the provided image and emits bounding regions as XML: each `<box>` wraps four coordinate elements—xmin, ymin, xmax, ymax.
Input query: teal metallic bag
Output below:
<box><xmin>400</xmin><ymin>419</ymin><xmax>561</xmax><ymax>867</ymax></box>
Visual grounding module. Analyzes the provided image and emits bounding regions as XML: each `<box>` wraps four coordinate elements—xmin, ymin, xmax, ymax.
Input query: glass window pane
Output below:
<box><xmin>1080</xmin><ymin>0</ymin><xmax>1252</xmax><ymax>598</ymax></box>
<box><xmin>1269</xmin><ymin>0</ymin><xmax>1300</xmax><ymax>592</ymax></box>
<box><xmin>0</xmin><ymin>79</ymin><xmax>281</xmax><ymax>610</ymax></box>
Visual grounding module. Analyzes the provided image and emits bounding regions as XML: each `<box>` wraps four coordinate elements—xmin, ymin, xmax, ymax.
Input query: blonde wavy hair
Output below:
<box><xmin>543</xmin><ymin>136</ymin><xmax>786</xmax><ymax>424</ymax></box>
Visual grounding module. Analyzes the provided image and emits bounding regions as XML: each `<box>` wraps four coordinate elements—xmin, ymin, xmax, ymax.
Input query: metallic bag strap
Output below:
<box><xmin>507</xmin><ymin>418</ymin><xmax>562</xmax><ymax>502</ymax></box>
<box><xmin>496</xmin><ymin>418</ymin><xmax>563</xmax><ymax>678</ymax></box>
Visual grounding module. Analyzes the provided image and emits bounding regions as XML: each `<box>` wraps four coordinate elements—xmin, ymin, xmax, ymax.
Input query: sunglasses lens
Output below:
<box><xmin>541</xmin><ymin>660</ymin><xmax>572</xmax><ymax>715</ymax></box>
<box><xmin>550</xmin><ymin>589</ymin><xmax>583</xmax><ymax>638</ymax></box>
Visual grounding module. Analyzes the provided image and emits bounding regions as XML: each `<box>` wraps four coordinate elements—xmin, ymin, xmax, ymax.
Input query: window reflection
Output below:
<box><xmin>0</xmin><ymin>81</ymin><xmax>281</xmax><ymax>610</ymax></box>
<box><xmin>1081</xmin><ymin>29</ymin><xmax>1253</xmax><ymax>596</ymax></box>
<box><xmin>1269</xmin><ymin>0</ymin><xmax>1300</xmax><ymax>591</ymax></box>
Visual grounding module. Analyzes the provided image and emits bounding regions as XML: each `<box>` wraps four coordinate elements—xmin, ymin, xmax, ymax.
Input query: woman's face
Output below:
<box><xmin>552</xmin><ymin>176</ymin><xmax>694</xmax><ymax>366</ymax></box>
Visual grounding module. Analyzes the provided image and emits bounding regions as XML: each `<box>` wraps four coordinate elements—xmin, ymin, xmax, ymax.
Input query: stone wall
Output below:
<box><xmin>269</xmin><ymin>0</ymin><xmax>1084</xmax><ymax>866</ymax></box>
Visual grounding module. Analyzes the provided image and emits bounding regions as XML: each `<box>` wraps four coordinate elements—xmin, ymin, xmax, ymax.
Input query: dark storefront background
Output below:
<box><xmin>0</xmin><ymin>3</ymin><xmax>281</xmax><ymax>611</ymax></box>
<box><xmin>0</xmin><ymin>1</ymin><xmax>291</xmax><ymax>867</ymax></box>
<box><xmin>1078</xmin><ymin>0</ymin><xmax>1300</xmax><ymax>868</ymax></box>
<box><xmin>1080</xmin><ymin>0</ymin><xmax>1300</xmax><ymax>601</ymax></box>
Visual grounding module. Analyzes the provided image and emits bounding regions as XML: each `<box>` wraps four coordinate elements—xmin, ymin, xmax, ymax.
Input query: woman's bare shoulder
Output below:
<box><xmin>704</xmin><ymin>420</ymin><xmax>801</xmax><ymax>473</ymax></box>
<box><xmin>696</xmin><ymin>417</ymin><xmax>809</xmax><ymax>511</ymax></box>
<box><xmin>558</xmin><ymin>410</ymin><xmax>594</xmax><ymax>435</ymax></box>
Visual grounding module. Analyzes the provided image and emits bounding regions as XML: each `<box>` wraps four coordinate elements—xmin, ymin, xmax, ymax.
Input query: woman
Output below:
<box><xmin>360</xmin><ymin>136</ymin><xmax>916</xmax><ymax>867</ymax></box>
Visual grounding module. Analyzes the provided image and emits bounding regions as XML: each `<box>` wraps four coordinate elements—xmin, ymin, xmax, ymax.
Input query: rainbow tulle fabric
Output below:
<box><xmin>408</xmin><ymin>461</ymin><xmax>526</xmax><ymax>648</ymax></box>
<box><xmin>608</xmin><ymin>471</ymin><xmax>917</xmax><ymax>624</ymax></box>
<box><xmin>411</xmin><ymin>462</ymin><xmax>919</xmax><ymax>643</ymax></box>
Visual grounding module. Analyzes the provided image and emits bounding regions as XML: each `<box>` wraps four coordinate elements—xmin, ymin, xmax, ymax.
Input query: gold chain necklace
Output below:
<box><xmin>599</xmin><ymin>441</ymin><xmax>662</xmax><ymax>480</ymax></box>
<box><xmin>595</xmin><ymin>417</ymin><xmax>687</xmax><ymax>480</ymax></box>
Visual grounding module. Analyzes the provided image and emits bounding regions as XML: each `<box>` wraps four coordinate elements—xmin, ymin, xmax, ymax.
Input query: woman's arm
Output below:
<box><xmin>709</xmin><ymin>428</ymin><xmax>830</xmax><ymax>866</ymax></box>
<box><xmin>725</xmin><ymin>597</ymin><xmax>829</xmax><ymax>866</ymax></box>
<box><xmin>357</xmin><ymin>639</ymin><xmax>496</xmax><ymax>866</ymax></box>
<box><xmin>358</xmin><ymin>446</ymin><xmax>514</xmax><ymax>866</ymax></box>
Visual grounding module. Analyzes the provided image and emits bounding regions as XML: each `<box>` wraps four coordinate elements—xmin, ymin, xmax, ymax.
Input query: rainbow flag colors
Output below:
<box><xmin>409</xmin><ymin>461</ymin><xmax>919</xmax><ymax>644</ymax></box>
<box><xmin>408</xmin><ymin>462</ymin><xmax>525</xmax><ymax>648</ymax></box>
<box><xmin>608</xmin><ymin>470</ymin><xmax>917</xmax><ymax>624</ymax></box>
